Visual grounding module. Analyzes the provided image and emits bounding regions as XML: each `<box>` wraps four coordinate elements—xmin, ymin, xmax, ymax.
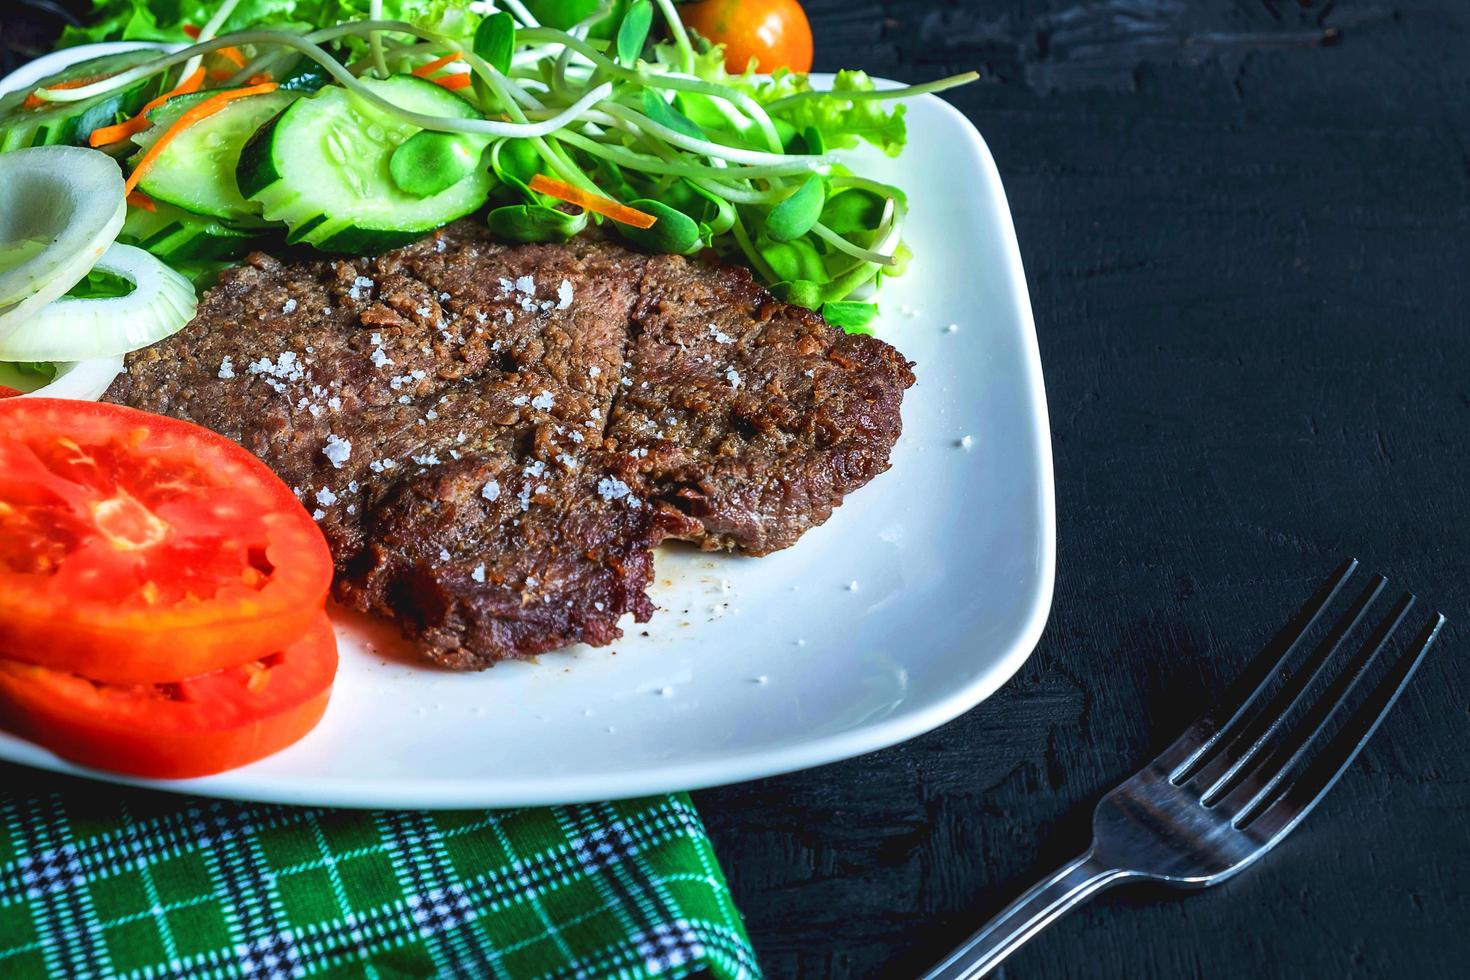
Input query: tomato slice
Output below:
<box><xmin>0</xmin><ymin>398</ymin><xmax>333</xmax><ymax>683</ymax></box>
<box><xmin>0</xmin><ymin>386</ymin><xmax>21</xmax><ymax>398</ymax></box>
<box><xmin>0</xmin><ymin>612</ymin><xmax>337</xmax><ymax>778</ymax></box>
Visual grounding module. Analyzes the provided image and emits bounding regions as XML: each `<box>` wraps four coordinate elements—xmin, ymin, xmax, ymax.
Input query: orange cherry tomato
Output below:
<box><xmin>0</xmin><ymin>613</ymin><xmax>337</xmax><ymax>779</ymax></box>
<box><xmin>681</xmin><ymin>0</ymin><xmax>815</xmax><ymax>75</ymax></box>
<box><xmin>0</xmin><ymin>399</ymin><xmax>333</xmax><ymax>684</ymax></box>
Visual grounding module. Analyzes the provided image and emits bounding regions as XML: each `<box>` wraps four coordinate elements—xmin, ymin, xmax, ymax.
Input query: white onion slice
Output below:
<box><xmin>0</xmin><ymin>243</ymin><xmax>197</xmax><ymax>361</ymax></box>
<box><xmin>15</xmin><ymin>357</ymin><xmax>126</xmax><ymax>401</ymax></box>
<box><xmin>0</xmin><ymin>147</ymin><xmax>126</xmax><ymax>338</ymax></box>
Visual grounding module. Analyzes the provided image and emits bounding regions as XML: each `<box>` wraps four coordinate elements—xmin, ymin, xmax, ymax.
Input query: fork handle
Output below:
<box><xmin>920</xmin><ymin>850</ymin><xmax>1133</xmax><ymax>980</ymax></box>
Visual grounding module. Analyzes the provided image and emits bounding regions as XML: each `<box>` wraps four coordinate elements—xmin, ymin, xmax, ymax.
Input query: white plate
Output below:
<box><xmin>0</xmin><ymin>49</ymin><xmax>1055</xmax><ymax>807</ymax></box>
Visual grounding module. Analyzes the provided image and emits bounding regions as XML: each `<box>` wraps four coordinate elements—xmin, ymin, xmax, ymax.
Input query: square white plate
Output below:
<box><xmin>0</xmin><ymin>52</ymin><xmax>1054</xmax><ymax>807</ymax></box>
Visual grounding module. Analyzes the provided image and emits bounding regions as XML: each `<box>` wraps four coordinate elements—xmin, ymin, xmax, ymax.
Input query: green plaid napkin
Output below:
<box><xmin>0</xmin><ymin>771</ymin><xmax>758</xmax><ymax>979</ymax></box>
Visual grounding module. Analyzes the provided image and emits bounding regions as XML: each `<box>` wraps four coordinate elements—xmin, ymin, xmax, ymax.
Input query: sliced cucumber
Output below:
<box><xmin>277</xmin><ymin>60</ymin><xmax>333</xmax><ymax>93</ymax></box>
<box><xmin>0</xmin><ymin>51</ymin><xmax>167</xmax><ymax>153</ymax></box>
<box><xmin>132</xmin><ymin>90</ymin><xmax>299</xmax><ymax>225</ymax></box>
<box><xmin>238</xmin><ymin>75</ymin><xmax>494</xmax><ymax>254</ymax></box>
<box><xmin>120</xmin><ymin>200</ymin><xmax>271</xmax><ymax>263</ymax></box>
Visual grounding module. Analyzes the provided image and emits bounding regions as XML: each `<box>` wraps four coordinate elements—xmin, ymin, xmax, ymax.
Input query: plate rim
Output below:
<box><xmin>0</xmin><ymin>47</ymin><xmax>1056</xmax><ymax>807</ymax></box>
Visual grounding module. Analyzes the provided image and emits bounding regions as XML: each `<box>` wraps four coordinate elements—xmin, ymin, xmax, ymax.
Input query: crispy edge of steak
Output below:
<box><xmin>607</xmin><ymin>254</ymin><xmax>916</xmax><ymax>555</ymax></box>
<box><xmin>341</xmin><ymin>448</ymin><xmax>699</xmax><ymax>670</ymax></box>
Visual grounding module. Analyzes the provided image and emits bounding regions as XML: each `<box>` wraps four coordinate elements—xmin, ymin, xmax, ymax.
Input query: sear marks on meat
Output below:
<box><xmin>608</xmin><ymin>255</ymin><xmax>915</xmax><ymax>555</ymax></box>
<box><xmin>105</xmin><ymin>224</ymin><xmax>913</xmax><ymax>669</ymax></box>
<box><xmin>342</xmin><ymin>447</ymin><xmax>698</xmax><ymax>670</ymax></box>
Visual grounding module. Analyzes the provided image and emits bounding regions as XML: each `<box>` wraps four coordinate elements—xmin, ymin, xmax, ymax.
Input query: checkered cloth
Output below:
<box><xmin>0</xmin><ymin>772</ymin><xmax>758</xmax><ymax>979</ymax></box>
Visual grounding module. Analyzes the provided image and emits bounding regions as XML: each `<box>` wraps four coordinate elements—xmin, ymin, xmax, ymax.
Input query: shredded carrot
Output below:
<box><xmin>433</xmin><ymin>73</ymin><xmax>474</xmax><ymax>92</ymax></box>
<box><xmin>88</xmin><ymin>67</ymin><xmax>207</xmax><ymax>147</ymax></box>
<box><xmin>125</xmin><ymin>82</ymin><xmax>278</xmax><ymax>195</ymax></box>
<box><xmin>248</xmin><ymin>73</ymin><xmax>274</xmax><ymax>85</ymax></box>
<box><xmin>87</xmin><ymin>123</ymin><xmax>131</xmax><ymax>148</ymax></box>
<box><xmin>527</xmin><ymin>174</ymin><xmax>657</xmax><ymax>230</ymax></box>
<box><xmin>412</xmin><ymin>52</ymin><xmax>463</xmax><ymax>78</ymax></box>
<box><xmin>22</xmin><ymin>72</ymin><xmax>116</xmax><ymax>110</ymax></box>
<box><xmin>217</xmin><ymin>46</ymin><xmax>249</xmax><ymax>69</ymax></box>
<box><xmin>181</xmin><ymin>26</ymin><xmax>247</xmax><ymax>66</ymax></box>
<box><xmin>127</xmin><ymin>191</ymin><xmax>157</xmax><ymax>212</ymax></box>
<box><xmin>172</xmin><ymin>67</ymin><xmax>208</xmax><ymax>96</ymax></box>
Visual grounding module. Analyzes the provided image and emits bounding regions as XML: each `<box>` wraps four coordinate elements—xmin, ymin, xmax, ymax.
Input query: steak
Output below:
<box><xmin>105</xmin><ymin>224</ymin><xmax>914</xmax><ymax>669</ymax></box>
<box><xmin>609</xmin><ymin>254</ymin><xmax>913</xmax><ymax>555</ymax></box>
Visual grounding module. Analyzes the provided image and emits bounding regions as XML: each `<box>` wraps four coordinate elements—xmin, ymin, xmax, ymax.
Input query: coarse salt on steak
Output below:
<box><xmin>106</xmin><ymin>224</ymin><xmax>914</xmax><ymax>669</ymax></box>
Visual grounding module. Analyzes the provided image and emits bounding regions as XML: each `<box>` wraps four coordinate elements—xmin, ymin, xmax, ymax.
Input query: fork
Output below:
<box><xmin>921</xmin><ymin>558</ymin><xmax>1446</xmax><ymax>979</ymax></box>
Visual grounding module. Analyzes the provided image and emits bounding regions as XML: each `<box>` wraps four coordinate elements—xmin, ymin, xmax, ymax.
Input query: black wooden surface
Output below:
<box><xmin>691</xmin><ymin>1</ymin><xmax>1470</xmax><ymax>978</ymax></box>
<box><xmin>3</xmin><ymin>2</ymin><xmax>1467</xmax><ymax>978</ymax></box>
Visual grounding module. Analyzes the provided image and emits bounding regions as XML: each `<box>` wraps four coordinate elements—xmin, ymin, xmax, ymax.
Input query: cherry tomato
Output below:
<box><xmin>681</xmin><ymin>0</ymin><xmax>815</xmax><ymax>75</ymax></box>
<box><xmin>0</xmin><ymin>399</ymin><xmax>333</xmax><ymax>684</ymax></box>
<box><xmin>0</xmin><ymin>613</ymin><xmax>337</xmax><ymax>779</ymax></box>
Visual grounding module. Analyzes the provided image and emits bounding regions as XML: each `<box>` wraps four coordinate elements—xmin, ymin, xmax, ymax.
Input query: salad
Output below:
<box><xmin>0</xmin><ymin>0</ymin><xmax>969</xmax><ymax>778</ymax></box>
<box><xmin>0</xmin><ymin>0</ymin><xmax>973</xmax><ymax>392</ymax></box>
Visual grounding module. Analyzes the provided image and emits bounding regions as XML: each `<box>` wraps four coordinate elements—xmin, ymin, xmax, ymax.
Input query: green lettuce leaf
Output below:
<box><xmin>658</xmin><ymin>47</ymin><xmax>906</xmax><ymax>157</ymax></box>
<box><xmin>11</xmin><ymin>361</ymin><xmax>58</xmax><ymax>381</ymax></box>
<box><xmin>60</xmin><ymin>1</ymin><xmax>482</xmax><ymax>49</ymax></box>
<box><xmin>659</xmin><ymin>41</ymin><xmax>759</xmax><ymax>92</ymax></box>
<box><xmin>762</xmin><ymin>70</ymin><xmax>907</xmax><ymax>158</ymax></box>
<box><xmin>64</xmin><ymin>268</ymin><xmax>135</xmax><ymax>299</ymax></box>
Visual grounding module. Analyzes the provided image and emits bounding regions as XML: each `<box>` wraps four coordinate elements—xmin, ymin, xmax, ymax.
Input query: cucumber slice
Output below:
<box><xmin>0</xmin><ymin>51</ymin><xmax>167</xmax><ymax>153</ymax></box>
<box><xmin>120</xmin><ymin>201</ymin><xmax>271</xmax><ymax>263</ymax></box>
<box><xmin>238</xmin><ymin>76</ymin><xmax>494</xmax><ymax>254</ymax></box>
<box><xmin>132</xmin><ymin>90</ymin><xmax>299</xmax><ymax>225</ymax></box>
<box><xmin>277</xmin><ymin>60</ymin><xmax>333</xmax><ymax>93</ymax></box>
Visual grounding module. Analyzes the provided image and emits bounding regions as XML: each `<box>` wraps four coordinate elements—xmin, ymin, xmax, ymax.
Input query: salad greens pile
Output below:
<box><xmin>22</xmin><ymin>1</ymin><xmax>976</xmax><ymax>333</ymax></box>
<box><xmin>61</xmin><ymin>1</ymin><xmax>485</xmax><ymax>50</ymax></box>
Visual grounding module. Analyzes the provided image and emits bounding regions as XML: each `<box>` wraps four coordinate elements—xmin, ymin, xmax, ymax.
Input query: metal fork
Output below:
<box><xmin>922</xmin><ymin>559</ymin><xmax>1446</xmax><ymax>979</ymax></box>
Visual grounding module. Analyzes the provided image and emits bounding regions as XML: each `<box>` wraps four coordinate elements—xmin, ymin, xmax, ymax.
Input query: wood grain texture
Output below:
<box><xmin>694</xmin><ymin>1</ymin><xmax>1470</xmax><ymax>977</ymax></box>
<box><xmin>2</xmin><ymin>2</ymin><xmax>1466</xmax><ymax>977</ymax></box>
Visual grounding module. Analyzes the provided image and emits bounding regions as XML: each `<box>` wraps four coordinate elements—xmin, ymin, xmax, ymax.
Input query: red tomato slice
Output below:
<box><xmin>0</xmin><ymin>386</ymin><xmax>21</xmax><ymax>398</ymax></box>
<box><xmin>0</xmin><ymin>613</ymin><xmax>337</xmax><ymax>778</ymax></box>
<box><xmin>0</xmin><ymin>398</ymin><xmax>333</xmax><ymax>683</ymax></box>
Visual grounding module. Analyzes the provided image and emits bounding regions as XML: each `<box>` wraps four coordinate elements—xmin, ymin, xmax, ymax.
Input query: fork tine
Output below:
<box><xmin>1211</xmin><ymin>591</ymin><xmax>1414</xmax><ymax>818</ymax></box>
<box><xmin>1188</xmin><ymin>575</ymin><xmax>1387</xmax><ymax>800</ymax></box>
<box><xmin>1157</xmin><ymin>558</ymin><xmax>1358</xmax><ymax>780</ymax></box>
<box><xmin>1242</xmin><ymin>611</ymin><xmax>1445</xmax><ymax>841</ymax></box>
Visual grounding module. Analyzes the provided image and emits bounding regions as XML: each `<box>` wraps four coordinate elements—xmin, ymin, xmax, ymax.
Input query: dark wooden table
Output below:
<box><xmin>693</xmin><ymin>1</ymin><xmax>1470</xmax><ymax>977</ymax></box>
<box><xmin>4</xmin><ymin>2</ymin><xmax>1466</xmax><ymax>977</ymax></box>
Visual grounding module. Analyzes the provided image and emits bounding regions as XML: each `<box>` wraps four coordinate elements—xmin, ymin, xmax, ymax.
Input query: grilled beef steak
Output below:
<box><xmin>105</xmin><ymin>224</ymin><xmax>914</xmax><ymax>669</ymax></box>
<box><xmin>609</xmin><ymin>254</ymin><xmax>912</xmax><ymax>555</ymax></box>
